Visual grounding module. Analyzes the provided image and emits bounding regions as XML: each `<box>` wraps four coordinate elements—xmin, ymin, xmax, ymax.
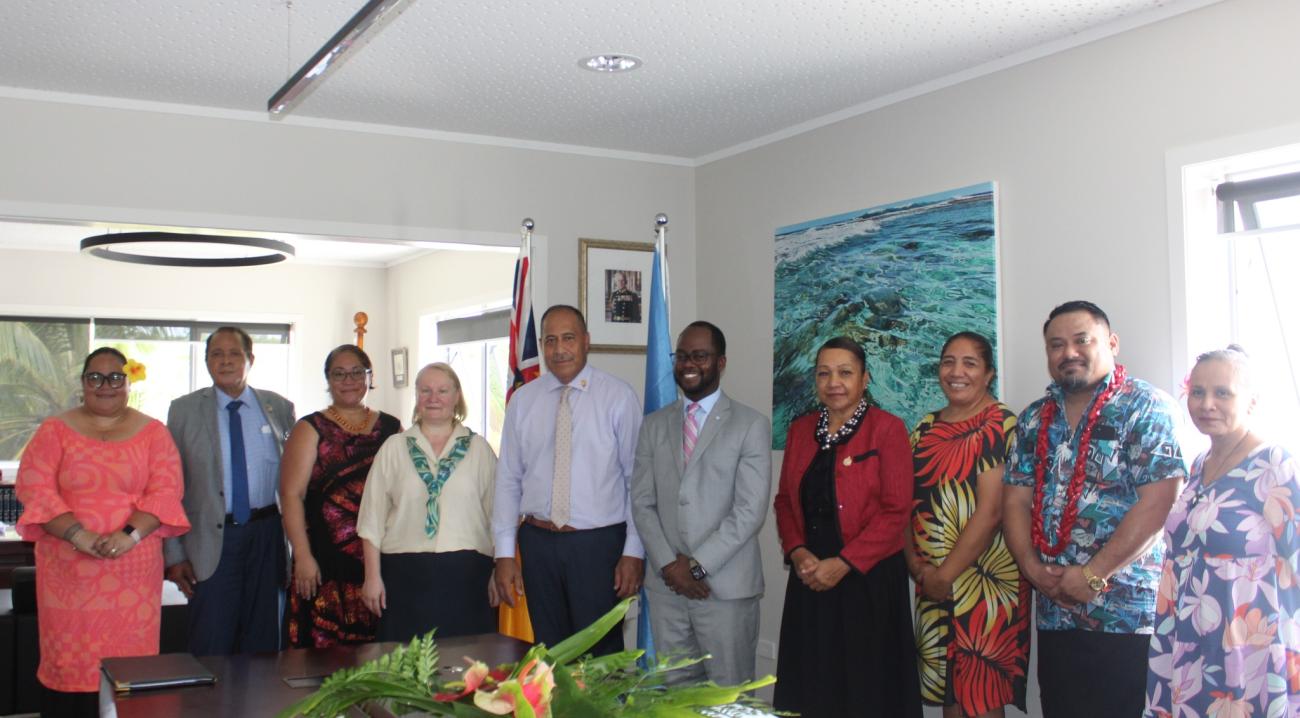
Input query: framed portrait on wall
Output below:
<box><xmin>578</xmin><ymin>238</ymin><xmax>654</xmax><ymax>353</ymax></box>
<box><xmin>391</xmin><ymin>347</ymin><xmax>409</xmax><ymax>388</ymax></box>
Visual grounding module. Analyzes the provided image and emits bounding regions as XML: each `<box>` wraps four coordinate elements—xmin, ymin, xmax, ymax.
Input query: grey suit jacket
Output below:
<box><xmin>630</xmin><ymin>391</ymin><xmax>772</xmax><ymax>600</ymax></box>
<box><xmin>163</xmin><ymin>386</ymin><xmax>295</xmax><ymax>581</ymax></box>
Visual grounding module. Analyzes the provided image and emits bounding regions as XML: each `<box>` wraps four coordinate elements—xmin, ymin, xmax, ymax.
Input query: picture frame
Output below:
<box><xmin>578</xmin><ymin>238</ymin><xmax>655</xmax><ymax>353</ymax></box>
<box><xmin>391</xmin><ymin>347</ymin><xmax>409</xmax><ymax>388</ymax></box>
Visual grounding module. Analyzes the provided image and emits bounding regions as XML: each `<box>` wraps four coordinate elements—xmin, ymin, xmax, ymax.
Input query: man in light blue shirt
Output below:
<box><xmin>492</xmin><ymin>305</ymin><xmax>645</xmax><ymax>654</ymax></box>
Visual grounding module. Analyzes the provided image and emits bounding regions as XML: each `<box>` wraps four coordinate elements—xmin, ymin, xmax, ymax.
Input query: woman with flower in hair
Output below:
<box><xmin>1144</xmin><ymin>346</ymin><xmax>1300</xmax><ymax>717</ymax></box>
<box><xmin>16</xmin><ymin>348</ymin><xmax>189</xmax><ymax>717</ymax></box>
<box><xmin>772</xmin><ymin>336</ymin><xmax>921</xmax><ymax>717</ymax></box>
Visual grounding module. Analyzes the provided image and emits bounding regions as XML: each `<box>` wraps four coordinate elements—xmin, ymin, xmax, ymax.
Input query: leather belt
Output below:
<box><xmin>225</xmin><ymin>504</ymin><xmax>280</xmax><ymax>526</ymax></box>
<box><xmin>523</xmin><ymin>516</ymin><xmax>578</xmax><ymax>533</ymax></box>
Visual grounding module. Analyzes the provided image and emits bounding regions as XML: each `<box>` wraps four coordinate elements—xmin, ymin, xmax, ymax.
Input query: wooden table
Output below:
<box><xmin>101</xmin><ymin>633</ymin><xmax>531</xmax><ymax>718</ymax></box>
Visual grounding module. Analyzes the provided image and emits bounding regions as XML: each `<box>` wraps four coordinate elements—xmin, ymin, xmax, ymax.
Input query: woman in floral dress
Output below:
<box><xmin>1145</xmin><ymin>346</ymin><xmax>1300</xmax><ymax>717</ymax></box>
<box><xmin>904</xmin><ymin>332</ymin><xmax>1031</xmax><ymax>718</ymax></box>
<box><xmin>281</xmin><ymin>344</ymin><xmax>402</xmax><ymax>647</ymax></box>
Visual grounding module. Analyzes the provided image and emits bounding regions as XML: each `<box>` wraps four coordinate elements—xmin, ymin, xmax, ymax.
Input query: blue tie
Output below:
<box><xmin>227</xmin><ymin>400</ymin><xmax>251</xmax><ymax>524</ymax></box>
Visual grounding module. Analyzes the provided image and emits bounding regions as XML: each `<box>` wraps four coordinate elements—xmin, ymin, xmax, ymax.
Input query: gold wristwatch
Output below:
<box><xmin>1082</xmin><ymin>564</ymin><xmax>1108</xmax><ymax>593</ymax></box>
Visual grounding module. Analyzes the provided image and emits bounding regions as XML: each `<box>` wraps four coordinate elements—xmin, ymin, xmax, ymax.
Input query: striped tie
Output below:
<box><xmin>683</xmin><ymin>401</ymin><xmax>701</xmax><ymax>464</ymax></box>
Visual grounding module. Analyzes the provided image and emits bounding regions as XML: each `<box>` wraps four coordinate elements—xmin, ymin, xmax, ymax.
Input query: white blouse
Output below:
<box><xmin>357</xmin><ymin>423</ymin><xmax>497</xmax><ymax>556</ymax></box>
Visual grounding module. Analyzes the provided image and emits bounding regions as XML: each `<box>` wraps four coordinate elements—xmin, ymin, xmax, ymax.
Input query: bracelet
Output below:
<box><xmin>62</xmin><ymin>522</ymin><xmax>84</xmax><ymax>543</ymax></box>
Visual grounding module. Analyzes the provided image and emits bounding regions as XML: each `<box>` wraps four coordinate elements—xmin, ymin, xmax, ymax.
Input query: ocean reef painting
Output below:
<box><xmin>772</xmin><ymin>182</ymin><xmax>1000</xmax><ymax>450</ymax></box>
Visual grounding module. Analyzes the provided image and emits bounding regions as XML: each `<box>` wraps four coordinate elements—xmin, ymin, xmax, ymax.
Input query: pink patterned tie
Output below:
<box><xmin>683</xmin><ymin>402</ymin><xmax>701</xmax><ymax>464</ymax></box>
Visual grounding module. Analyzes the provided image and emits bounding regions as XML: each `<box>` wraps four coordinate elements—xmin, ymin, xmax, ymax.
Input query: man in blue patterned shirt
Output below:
<box><xmin>1003</xmin><ymin>300</ymin><xmax>1186</xmax><ymax>718</ymax></box>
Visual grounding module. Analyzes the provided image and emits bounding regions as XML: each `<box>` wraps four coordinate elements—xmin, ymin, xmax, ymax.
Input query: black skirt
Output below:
<box><xmin>773</xmin><ymin>551</ymin><xmax>922</xmax><ymax>718</ymax></box>
<box><xmin>376</xmin><ymin>550</ymin><xmax>496</xmax><ymax>643</ymax></box>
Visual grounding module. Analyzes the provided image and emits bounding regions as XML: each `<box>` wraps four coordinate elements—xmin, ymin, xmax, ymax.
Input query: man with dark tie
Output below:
<box><xmin>491</xmin><ymin>305</ymin><xmax>645</xmax><ymax>655</ymax></box>
<box><xmin>631</xmin><ymin>321</ymin><xmax>771</xmax><ymax>685</ymax></box>
<box><xmin>164</xmin><ymin>327</ymin><xmax>295</xmax><ymax>654</ymax></box>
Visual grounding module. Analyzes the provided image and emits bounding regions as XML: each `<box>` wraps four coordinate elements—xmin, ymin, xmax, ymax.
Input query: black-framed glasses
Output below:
<box><xmin>83</xmin><ymin>372</ymin><xmax>127</xmax><ymax>389</ymax></box>
<box><xmin>672</xmin><ymin>350</ymin><xmax>715</xmax><ymax>364</ymax></box>
<box><xmin>329</xmin><ymin>368</ymin><xmax>372</xmax><ymax>382</ymax></box>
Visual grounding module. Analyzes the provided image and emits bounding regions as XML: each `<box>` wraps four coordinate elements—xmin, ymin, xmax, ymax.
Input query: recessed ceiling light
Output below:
<box><xmin>579</xmin><ymin>54</ymin><xmax>643</xmax><ymax>73</ymax></box>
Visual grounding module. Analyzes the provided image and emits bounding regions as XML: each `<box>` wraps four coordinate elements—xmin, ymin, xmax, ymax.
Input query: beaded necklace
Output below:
<box><xmin>1031</xmin><ymin>365</ymin><xmax>1127</xmax><ymax>557</ymax></box>
<box><xmin>816</xmin><ymin>397</ymin><xmax>869</xmax><ymax>450</ymax></box>
<box><xmin>326</xmin><ymin>405</ymin><xmax>372</xmax><ymax>434</ymax></box>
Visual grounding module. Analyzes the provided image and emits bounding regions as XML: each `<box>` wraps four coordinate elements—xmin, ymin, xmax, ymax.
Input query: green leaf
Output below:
<box><xmin>548</xmin><ymin>597</ymin><xmax>634</xmax><ymax>665</ymax></box>
<box><xmin>549</xmin><ymin>661</ymin><xmax>612</xmax><ymax>718</ymax></box>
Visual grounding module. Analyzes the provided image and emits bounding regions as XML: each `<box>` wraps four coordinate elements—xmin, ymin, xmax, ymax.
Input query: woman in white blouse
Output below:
<box><xmin>357</xmin><ymin>362</ymin><xmax>498</xmax><ymax>641</ymax></box>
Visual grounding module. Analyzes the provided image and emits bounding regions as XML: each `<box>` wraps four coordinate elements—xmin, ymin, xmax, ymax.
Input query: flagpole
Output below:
<box><xmin>500</xmin><ymin>216</ymin><xmax>538</xmax><ymax>642</ymax></box>
<box><xmin>655</xmin><ymin>213</ymin><xmax>669</xmax><ymax>329</ymax></box>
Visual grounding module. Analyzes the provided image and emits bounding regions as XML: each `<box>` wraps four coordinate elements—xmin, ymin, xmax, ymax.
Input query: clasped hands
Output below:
<box><xmin>69</xmin><ymin>527</ymin><xmax>138</xmax><ymax>559</ymax></box>
<box><xmin>913</xmin><ymin>563</ymin><xmax>956</xmax><ymax>602</ymax></box>
<box><xmin>661</xmin><ymin>554</ymin><xmax>709</xmax><ymax>599</ymax></box>
<box><xmin>790</xmin><ymin>547</ymin><xmax>850</xmax><ymax>592</ymax></box>
<box><xmin>1023</xmin><ymin>560</ymin><xmax>1099</xmax><ymax>607</ymax></box>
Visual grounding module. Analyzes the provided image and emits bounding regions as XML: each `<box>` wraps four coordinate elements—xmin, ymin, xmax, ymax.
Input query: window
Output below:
<box><xmin>1180</xmin><ymin>144</ymin><xmax>1300</xmax><ymax>450</ymax></box>
<box><xmin>421</xmin><ymin>307</ymin><xmax>510</xmax><ymax>451</ymax></box>
<box><xmin>0</xmin><ymin>317</ymin><xmax>291</xmax><ymax>463</ymax></box>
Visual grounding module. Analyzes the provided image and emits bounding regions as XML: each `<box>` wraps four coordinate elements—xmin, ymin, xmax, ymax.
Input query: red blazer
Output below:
<box><xmin>774</xmin><ymin>406</ymin><xmax>913</xmax><ymax>575</ymax></box>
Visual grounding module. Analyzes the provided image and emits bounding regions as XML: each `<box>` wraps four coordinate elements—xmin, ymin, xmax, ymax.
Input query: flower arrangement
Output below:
<box><xmin>277</xmin><ymin>598</ymin><xmax>774</xmax><ymax>718</ymax></box>
<box><xmin>123</xmin><ymin>359</ymin><xmax>147</xmax><ymax>383</ymax></box>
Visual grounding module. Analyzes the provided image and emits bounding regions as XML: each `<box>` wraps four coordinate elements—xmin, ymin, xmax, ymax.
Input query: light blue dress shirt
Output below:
<box><xmin>215</xmin><ymin>387</ymin><xmax>281</xmax><ymax>513</ymax></box>
<box><xmin>683</xmin><ymin>387</ymin><xmax>721</xmax><ymax>426</ymax></box>
<box><xmin>492</xmin><ymin>364</ymin><xmax>644</xmax><ymax>558</ymax></box>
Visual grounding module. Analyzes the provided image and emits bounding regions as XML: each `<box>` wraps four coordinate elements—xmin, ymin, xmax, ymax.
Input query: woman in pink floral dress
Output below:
<box><xmin>16</xmin><ymin>348</ymin><xmax>189</xmax><ymax>717</ymax></box>
<box><xmin>1144</xmin><ymin>346</ymin><xmax>1300</xmax><ymax>718</ymax></box>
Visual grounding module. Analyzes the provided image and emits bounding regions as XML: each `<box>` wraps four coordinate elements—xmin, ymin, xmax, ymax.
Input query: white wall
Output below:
<box><xmin>694</xmin><ymin>0</ymin><xmax>1300</xmax><ymax>712</ymax></box>
<box><xmin>386</xmin><ymin>247</ymin><xmax>519</xmax><ymax>422</ymax></box>
<box><xmin>0</xmin><ymin>97</ymin><xmax>699</xmax><ymax>393</ymax></box>
<box><xmin>0</xmin><ymin>247</ymin><xmax>389</xmax><ymax>415</ymax></box>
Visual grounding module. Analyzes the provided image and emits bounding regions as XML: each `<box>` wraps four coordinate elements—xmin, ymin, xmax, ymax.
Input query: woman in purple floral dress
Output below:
<box><xmin>1145</xmin><ymin>346</ymin><xmax>1300</xmax><ymax>717</ymax></box>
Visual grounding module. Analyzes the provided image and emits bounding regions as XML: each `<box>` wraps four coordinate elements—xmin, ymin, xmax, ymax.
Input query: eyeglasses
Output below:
<box><xmin>672</xmin><ymin>350</ymin><xmax>716</xmax><ymax>364</ymax></box>
<box><xmin>83</xmin><ymin>372</ymin><xmax>127</xmax><ymax>389</ymax></box>
<box><xmin>329</xmin><ymin>368</ymin><xmax>372</xmax><ymax>383</ymax></box>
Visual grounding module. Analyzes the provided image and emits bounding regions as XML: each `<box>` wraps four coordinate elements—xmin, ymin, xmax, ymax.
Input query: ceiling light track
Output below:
<box><xmin>268</xmin><ymin>0</ymin><xmax>414</xmax><ymax>117</ymax></box>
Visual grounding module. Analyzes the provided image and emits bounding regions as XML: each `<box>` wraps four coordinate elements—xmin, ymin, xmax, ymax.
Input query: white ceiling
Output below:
<box><xmin>0</xmin><ymin>0</ymin><xmax>1220</xmax><ymax>162</ymax></box>
<box><xmin>0</xmin><ymin>0</ymin><xmax>1221</xmax><ymax>264</ymax></box>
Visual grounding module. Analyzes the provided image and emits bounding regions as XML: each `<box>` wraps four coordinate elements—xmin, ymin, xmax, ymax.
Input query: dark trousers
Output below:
<box><xmin>517</xmin><ymin>522</ymin><xmax>625</xmax><ymax>655</ymax></box>
<box><xmin>39</xmin><ymin>688</ymin><xmax>96</xmax><ymax>718</ymax></box>
<box><xmin>1038</xmin><ymin>629</ymin><xmax>1150</xmax><ymax>718</ymax></box>
<box><xmin>187</xmin><ymin>516</ymin><xmax>286</xmax><ymax>655</ymax></box>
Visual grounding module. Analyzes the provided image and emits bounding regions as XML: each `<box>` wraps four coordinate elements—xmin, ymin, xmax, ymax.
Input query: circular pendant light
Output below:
<box><xmin>80</xmin><ymin>232</ymin><xmax>295</xmax><ymax>267</ymax></box>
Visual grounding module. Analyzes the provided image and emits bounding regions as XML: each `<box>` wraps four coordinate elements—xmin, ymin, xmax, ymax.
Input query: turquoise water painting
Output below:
<box><xmin>772</xmin><ymin>182</ymin><xmax>999</xmax><ymax>450</ymax></box>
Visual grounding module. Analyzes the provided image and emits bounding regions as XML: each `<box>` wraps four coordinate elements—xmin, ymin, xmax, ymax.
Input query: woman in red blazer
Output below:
<box><xmin>772</xmin><ymin>336</ymin><xmax>921</xmax><ymax>717</ymax></box>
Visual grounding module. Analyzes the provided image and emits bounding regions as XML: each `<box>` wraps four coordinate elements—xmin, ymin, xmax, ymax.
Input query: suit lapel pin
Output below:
<box><xmin>842</xmin><ymin>457</ymin><xmax>852</xmax><ymax>466</ymax></box>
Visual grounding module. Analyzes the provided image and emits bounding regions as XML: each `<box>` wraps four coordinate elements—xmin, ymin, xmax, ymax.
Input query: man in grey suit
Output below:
<box><xmin>164</xmin><ymin>327</ymin><xmax>295</xmax><ymax>655</ymax></box>
<box><xmin>631</xmin><ymin>321</ymin><xmax>772</xmax><ymax>686</ymax></box>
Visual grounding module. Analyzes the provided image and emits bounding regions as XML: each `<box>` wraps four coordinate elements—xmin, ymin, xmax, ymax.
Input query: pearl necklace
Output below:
<box><xmin>816</xmin><ymin>398</ymin><xmax>869</xmax><ymax>450</ymax></box>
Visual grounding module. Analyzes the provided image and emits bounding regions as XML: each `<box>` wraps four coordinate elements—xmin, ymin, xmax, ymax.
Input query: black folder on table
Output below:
<box><xmin>101</xmin><ymin>653</ymin><xmax>216</xmax><ymax>692</ymax></box>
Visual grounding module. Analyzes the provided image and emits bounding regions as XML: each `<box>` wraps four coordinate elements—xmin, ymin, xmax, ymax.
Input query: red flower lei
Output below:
<box><xmin>1030</xmin><ymin>364</ymin><xmax>1127</xmax><ymax>557</ymax></box>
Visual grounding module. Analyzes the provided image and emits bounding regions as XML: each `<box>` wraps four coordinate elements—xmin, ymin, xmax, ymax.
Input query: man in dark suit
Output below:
<box><xmin>631</xmin><ymin>321</ymin><xmax>772</xmax><ymax>685</ymax></box>
<box><xmin>164</xmin><ymin>327</ymin><xmax>295</xmax><ymax>655</ymax></box>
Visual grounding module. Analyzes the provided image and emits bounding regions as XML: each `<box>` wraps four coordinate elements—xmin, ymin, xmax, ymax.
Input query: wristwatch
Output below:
<box><xmin>1082</xmin><ymin>564</ymin><xmax>1108</xmax><ymax>593</ymax></box>
<box><xmin>688</xmin><ymin>558</ymin><xmax>707</xmax><ymax>581</ymax></box>
<box><xmin>121</xmin><ymin>523</ymin><xmax>144</xmax><ymax>544</ymax></box>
